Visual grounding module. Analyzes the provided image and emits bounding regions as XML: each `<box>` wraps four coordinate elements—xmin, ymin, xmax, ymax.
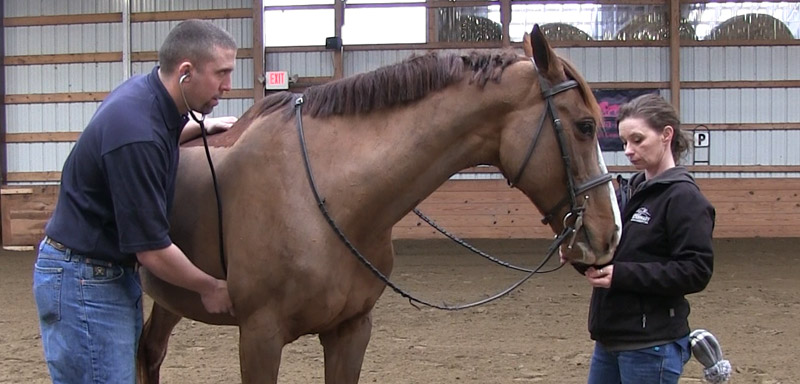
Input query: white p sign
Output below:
<box><xmin>694</xmin><ymin>131</ymin><xmax>710</xmax><ymax>148</ymax></box>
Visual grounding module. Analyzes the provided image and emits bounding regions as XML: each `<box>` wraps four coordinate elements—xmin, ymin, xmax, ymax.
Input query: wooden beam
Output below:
<box><xmin>252</xmin><ymin>0</ymin><xmax>264</xmax><ymax>102</ymax></box>
<box><xmin>130</xmin><ymin>9</ymin><xmax>253</xmax><ymax>22</ymax></box>
<box><xmin>266</xmin><ymin>41</ymin><xmax>505</xmax><ymax>52</ymax></box>
<box><xmin>4</xmin><ymin>52</ymin><xmax>122</xmax><ymax>66</ymax></box>
<box><xmin>4</xmin><ymin>48</ymin><xmax>252</xmax><ymax>69</ymax></box>
<box><xmin>608</xmin><ymin>165</ymin><xmax>800</xmax><ymax>173</ymax></box>
<box><xmin>5</xmin><ymin>89</ymin><xmax>254</xmax><ymax>104</ymax></box>
<box><xmin>222</xmin><ymin>89</ymin><xmax>257</xmax><ymax>99</ymax></box>
<box><xmin>130</xmin><ymin>52</ymin><xmax>159</xmax><ymax>62</ymax></box>
<box><xmin>412</xmin><ymin>0</ymin><xmax>492</xmax><ymax>8</ymax></box>
<box><xmin>692</xmin><ymin>123</ymin><xmax>800</xmax><ymax>130</ymax></box>
<box><xmin>681</xmin><ymin>80</ymin><xmax>800</xmax><ymax>89</ymax></box>
<box><xmin>3</xmin><ymin>13</ymin><xmax>121</xmax><ymax>27</ymax></box>
<box><xmin>5</xmin><ymin>172</ymin><xmax>62</xmax><ymax>183</ymax></box>
<box><xmin>590</xmin><ymin>82</ymin><xmax>670</xmax><ymax>89</ymax></box>
<box><xmin>267</xmin><ymin>41</ymin><xmax>670</xmax><ymax>52</ymax></box>
<box><xmin>460</xmin><ymin>165</ymin><xmax>800</xmax><ymax>174</ymax></box>
<box><xmin>5</xmin><ymin>92</ymin><xmax>108</xmax><ymax>104</ymax></box>
<box><xmin>131</xmin><ymin>48</ymin><xmax>253</xmax><ymax>63</ymax></box>
<box><xmin>0</xmin><ymin>188</ymin><xmax>35</xmax><ymax>195</ymax></box>
<box><xmin>263</xmin><ymin>4</ymin><xmax>334</xmax><ymax>11</ymax></box>
<box><xmin>5</xmin><ymin>132</ymin><xmax>81</xmax><ymax>143</ymax></box>
<box><xmin>583</xmin><ymin>80</ymin><xmax>800</xmax><ymax>90</ymax></box>
<box><xmin>682</xmin><ymin>39</ymin><xmax>800</xmax><ymax>47</ymax></box>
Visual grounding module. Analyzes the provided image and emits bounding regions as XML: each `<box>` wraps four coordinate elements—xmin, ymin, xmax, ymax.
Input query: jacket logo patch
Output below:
<box><xmin>631</xmin><ymin>207</ymin><xmax>651</xmax><ymax>224</ymax></box>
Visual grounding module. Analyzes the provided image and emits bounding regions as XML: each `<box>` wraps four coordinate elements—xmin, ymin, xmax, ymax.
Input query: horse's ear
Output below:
<box><xmin>522</xmin><ymin>32</ymin><xmax>533</xmax><ymax>58</ymax></box>
<box><xmin>529</xmin><ymin>24</ymin><xmax>563</xmax><ymax>79</ymax></box>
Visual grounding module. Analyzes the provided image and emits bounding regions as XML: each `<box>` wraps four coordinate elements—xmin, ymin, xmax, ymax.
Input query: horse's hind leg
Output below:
<box><xmin>320</xmin><ymin>312</ymin><xmax>373</xmax><ymax>384</ymax></box>
<box><xmin>136</xmin><ymin>302</ymin><xmax>182</xmax><ymax>384</ymax></box>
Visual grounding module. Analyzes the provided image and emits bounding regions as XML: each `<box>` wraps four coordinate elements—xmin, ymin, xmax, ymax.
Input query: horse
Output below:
<box><xmin>137</xmin><ymin>25</ymin><xmax>621</xmax><ymax>384</ymax></box>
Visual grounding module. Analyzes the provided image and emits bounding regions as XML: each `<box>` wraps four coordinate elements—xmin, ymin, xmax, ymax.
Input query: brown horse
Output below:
<box><xmin>137</xmin><ymin>25</ymin><xmax>621</xmax><ymax>383</ymax></box>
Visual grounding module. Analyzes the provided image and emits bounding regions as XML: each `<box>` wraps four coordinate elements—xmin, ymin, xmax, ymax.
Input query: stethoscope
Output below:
<box><xmin>178</xmin><ymin>72</ymin><xmax>228</xmax><ymax>276</ymax></box>
<box><xmin>179</xmin><ymin>73</ymin><xmax>205</xmax><ymax>125</ymax></box>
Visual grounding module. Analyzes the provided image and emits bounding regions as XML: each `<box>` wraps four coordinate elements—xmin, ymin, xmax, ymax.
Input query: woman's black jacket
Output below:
<box><xmin>587</xmin><ymin>167</ymin><xmax>715</xmax><ymax>346</ymax></box>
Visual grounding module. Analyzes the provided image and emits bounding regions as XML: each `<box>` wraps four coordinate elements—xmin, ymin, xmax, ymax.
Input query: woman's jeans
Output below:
<box><xmin>587</xmin><ymin>336</ymin><xmax>692</xmax><ymax>384</ymax></box>
<box><xmin>33</xmin><ymin>239</ymin><xmax>143</xmax><ymax>384</ymax></box>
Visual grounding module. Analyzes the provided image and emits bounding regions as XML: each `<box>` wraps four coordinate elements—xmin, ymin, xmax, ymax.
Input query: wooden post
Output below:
<box><xmin>253</xmin><ymin>0</ymin><xmax>264</xmax><ymax>101</ymax></box>
<box><xmin>0</xmin><ymin>3</ymin><xmax>5</xmax><ymax>243</ymax></box>
<box><xmin>333</xmin><ymin>0</ymin><xmax>344</xmax><ymax>79</ymax></box>
<box><xmin>669</xmin><ymin>0</ymin><xmax>680</xmax><ymax>112</ymax></box>
<box><xmin>500</xmin><ymin>0</ymin><xmax>511</xmax><ymax>48</ymax></box>
<box><xmin>427</xmin><ymin>0</ymin><xmax>437</xmax><ymax>43</ymax></box>
<box><xmin>1</xmin><ymin>2</ymin><xmax>7</xmax><ymax>187</ymax></box>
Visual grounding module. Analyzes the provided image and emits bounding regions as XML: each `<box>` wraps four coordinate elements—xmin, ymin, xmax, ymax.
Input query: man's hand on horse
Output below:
<box><xmin>180</xmin><ymin>115</ymin><xmax>238</xmax><ymax>144</ymax></box>
<box><xmin>201</xmin><ymin>278</ymin><xmax>235</xmax><ymax>316</ymax></box>
<box><xmin>204</xmin><ymin>115</ymin><xmax>238</xmax><ymax>134</ymax></box>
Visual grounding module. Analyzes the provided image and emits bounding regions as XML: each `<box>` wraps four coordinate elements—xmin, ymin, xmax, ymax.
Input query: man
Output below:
<box><xmin>32</xmin><ymin>19</ymin><xmax>237</xmax><ymax>383</ymax></box>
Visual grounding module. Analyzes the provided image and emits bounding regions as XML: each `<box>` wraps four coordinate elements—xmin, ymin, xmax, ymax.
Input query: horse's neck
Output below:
<box><xmin>328</xmin><ymin>85</ymin><xmax>513</xmax><ymax>230</ymax></box>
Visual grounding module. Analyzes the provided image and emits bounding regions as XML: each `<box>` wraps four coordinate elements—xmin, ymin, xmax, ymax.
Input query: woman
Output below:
<box><xmin>580</xmin><ymin>93</ymin><xmax>715</xmax><ymax>384</ymax></box>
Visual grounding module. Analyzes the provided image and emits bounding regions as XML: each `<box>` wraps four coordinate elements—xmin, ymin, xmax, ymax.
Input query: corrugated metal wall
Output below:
<box><xmin>3</xmin><ymin>0</ymin><xmax>254</xmax><ymax>185</ymax></box>
<box><xmin>266</xmin><ymin>45</ymin><xmax>799</xmax><ymax>178</ymax></box>
<box><xmin>4</xmin><ymin>2</ymin><xmax>800</xmax><ymax>183</ymax></box>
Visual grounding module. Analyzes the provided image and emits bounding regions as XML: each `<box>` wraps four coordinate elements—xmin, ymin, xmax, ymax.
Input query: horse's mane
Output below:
<box><xmin>238</xmin><ymin>51</ymin><xmax>524</xmax><ymax>124</ymax></box>
<box><xmin>236</xmin><ymin>51</ymin><xmax>601</xmax><ymax>128</ymax></box>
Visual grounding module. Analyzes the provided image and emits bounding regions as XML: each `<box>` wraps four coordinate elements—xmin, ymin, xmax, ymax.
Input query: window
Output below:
<box><xmin>343</xmin><ymin>4</ymin><xmax>427</xmax><ymax>45</ymax></box>
<box><xmin>684</xmin><ymin>2</ymin><xmax>800</xmax><ymax>40</ymax></box>
<box><xmin>264</xmin><ymin>8</ymin><xmax>334</xmax><ymax>46</ymax></box>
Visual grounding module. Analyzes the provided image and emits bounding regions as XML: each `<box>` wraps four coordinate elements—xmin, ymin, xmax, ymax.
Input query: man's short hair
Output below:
<box><xmin>158</xmin><ymin>19</ymin><xmax>237</xmax><ymax>75</ymax></box>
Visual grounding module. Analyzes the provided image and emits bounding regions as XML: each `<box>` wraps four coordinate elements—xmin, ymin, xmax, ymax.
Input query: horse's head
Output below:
<box><xmin>498</xmin><ymin>25</ymin><xmax>620</xmax><ymax>265</ymax></box>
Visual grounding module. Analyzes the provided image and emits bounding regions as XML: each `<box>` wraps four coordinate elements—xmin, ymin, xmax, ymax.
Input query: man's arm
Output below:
<box><xmin>137</xmin><ymin>244</ymin><xmax>233</xmax><ymax>315</ymax></box>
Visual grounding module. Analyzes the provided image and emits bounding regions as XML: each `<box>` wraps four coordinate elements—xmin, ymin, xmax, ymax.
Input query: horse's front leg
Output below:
<box><xmin>238</xmin><ymin>310</ymin><xmax>283</xmax><ymax>383</ymax></box>
<box><xmin>319</xmin><ymin>312</ymin><xmax>373</xmax><ymax>384</ymax></box>
<box><xmin>137</xmin><ymin>302</ymin><xmax>183</xmax><ymax>384</ymax></box>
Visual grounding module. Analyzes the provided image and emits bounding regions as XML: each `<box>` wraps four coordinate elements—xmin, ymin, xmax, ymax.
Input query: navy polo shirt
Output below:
<box><xmin>46</xmin><ymin>66</ymin><xmax>188</xmax><ymax>264</ymax></box>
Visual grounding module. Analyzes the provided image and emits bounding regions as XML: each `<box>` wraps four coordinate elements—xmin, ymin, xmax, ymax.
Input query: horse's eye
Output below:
<box><xmin>576</xmin><ymin>121</ymin><xmax>595</xmax><ymax>136</ymax></box>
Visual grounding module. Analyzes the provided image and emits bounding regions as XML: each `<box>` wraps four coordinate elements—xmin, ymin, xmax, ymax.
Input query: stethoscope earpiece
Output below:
<box><xmin>178</xmin><ymin>72</ymin><xmax>204</xmax><ymax>124</ymax></box>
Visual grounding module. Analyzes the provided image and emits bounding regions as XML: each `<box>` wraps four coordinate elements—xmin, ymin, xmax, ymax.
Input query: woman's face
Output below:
<box><xmin>618</xmin><ymin>117</ymin><xmax>673</xmax><ymax>177</ymax></box>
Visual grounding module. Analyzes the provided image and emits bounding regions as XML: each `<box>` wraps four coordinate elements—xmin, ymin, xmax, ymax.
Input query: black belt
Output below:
<box><xmin>42</xmin><ymin>236</ymin><xmax>137</xmax><ymax>268</ymax></box>
<box><xmin>44</xmin><ymin>236</ymin><xmax>69</xmax><ymax>252</ymax></box>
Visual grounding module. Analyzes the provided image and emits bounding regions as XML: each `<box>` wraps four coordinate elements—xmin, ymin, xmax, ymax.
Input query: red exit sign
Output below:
<box><xmin>265</xmin><ymin>71</ymin><xmax>289</xmax><ymax>90</ymax></box>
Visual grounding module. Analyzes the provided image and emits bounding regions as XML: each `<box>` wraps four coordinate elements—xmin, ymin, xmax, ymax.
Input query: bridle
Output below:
<box><xmin>508</xmin><ymin>64</ymin><xmax>612</xmax><ymax>251</ymax></box>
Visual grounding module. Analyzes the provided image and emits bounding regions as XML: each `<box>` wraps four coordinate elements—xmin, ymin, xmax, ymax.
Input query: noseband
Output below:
<box><xmin>508</xmin><ymin>65</ymin><xmax>612</xmax><ymax>248</ymax></box>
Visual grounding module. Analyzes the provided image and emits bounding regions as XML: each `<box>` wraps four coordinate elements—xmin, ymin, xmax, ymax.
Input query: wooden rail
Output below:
<box><xmin>3</xmin><ymin>178</ymin><xmax>799</xmax><ymax>246</ymax></box>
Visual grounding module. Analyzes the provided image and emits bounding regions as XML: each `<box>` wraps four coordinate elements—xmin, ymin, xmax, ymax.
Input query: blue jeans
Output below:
<box><xmin>587</xmin><ymin>336</ymin><xmax>691</xmax><ymax>384</ymax></box>
<box><xmin>33</xmin><ymin>239</ymin><xmax>143</xmax><ymax>384</ymax></box>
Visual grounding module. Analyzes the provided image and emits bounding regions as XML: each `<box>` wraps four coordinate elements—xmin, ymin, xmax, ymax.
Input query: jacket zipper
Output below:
<box><xmin>639</xmin><ymin>297</ymin><xmax>647</xmax><ymax>329</ymax></box>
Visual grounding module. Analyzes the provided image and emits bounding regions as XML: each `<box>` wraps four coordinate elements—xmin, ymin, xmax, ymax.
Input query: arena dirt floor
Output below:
<box><xmin>1</xmin><ymin>238</ymin><xmax>797</xmax><ymax>383</ymax></box>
